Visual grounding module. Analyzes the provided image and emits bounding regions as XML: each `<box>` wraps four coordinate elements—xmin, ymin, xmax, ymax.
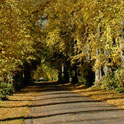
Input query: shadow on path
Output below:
<box><xmin>1</xmin><ymin>82</ymin><xmax>124</xmax><ymax>124</ymax></box>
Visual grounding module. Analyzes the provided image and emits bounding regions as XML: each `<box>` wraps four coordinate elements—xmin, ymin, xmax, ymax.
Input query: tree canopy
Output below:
<box><xmin>1</xmin><ymin>0</ymin><xmax>124</xmax><ymax>90</ymax></box>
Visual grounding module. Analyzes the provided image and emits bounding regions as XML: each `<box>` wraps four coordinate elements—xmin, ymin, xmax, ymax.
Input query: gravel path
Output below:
<box><xmin>25</xmin><ymin>82</ymin><xmax>124</xmax><ymax>124</ymax></box>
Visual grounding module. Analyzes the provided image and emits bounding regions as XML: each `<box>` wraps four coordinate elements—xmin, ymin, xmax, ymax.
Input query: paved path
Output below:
<box><xmin>25</xmin><ymin>82</ymin><xmax>124</xmax><ymax>124</ymax></box>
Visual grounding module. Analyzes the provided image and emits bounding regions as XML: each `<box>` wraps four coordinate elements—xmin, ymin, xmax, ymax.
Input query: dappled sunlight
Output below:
<box><xmin>0</xmin><ymin>84</ymin><xmax>42</xmax><ymax>123</ymax></box>
<box><xmin>1</xmin><ymin>0</ymin><xmax>124</xmax><ymax>123</ymax></box>
<box><xmin>1</xmin><ymin>82</ymin><xmax>124</xmax><ymax>124</ymax></box>
<box><xmin>0</xmin><ymin>119</ymin><xmax>24</xmax><ymax>124</ymax></box>
<box><xmin>0</xmin><ymin>107</ymin><xmax>29</xmax><ymax>121</ymax></box>
<box><xmin>68</xmin><ymin>84</ymin><xmax>124</xmax><ymax>111</ymax></box>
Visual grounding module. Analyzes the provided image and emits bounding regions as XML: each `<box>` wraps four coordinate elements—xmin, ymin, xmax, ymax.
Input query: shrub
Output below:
<box><xmin>116</xmin><ymin>88</ymin><xmax>124</xmax><ymax>93</ymax></box>
<box><xmin>99</xmin><ymin>68</ymin><xmax>124</xmax><ymax>93</ymax></box>
<box><xmin>100</xmin><ymin>74</ymin><xmax>117</xmax><ymax>90</ymax></box>
<box><xmin>114</xmin><ymin>68</ymin><xmax>124</xmax><ymax>89</ymax></box>
<box><xmin>0</xmin><ymin>82</ymin><xmax>15</xmax><ymax>100</ymax></box>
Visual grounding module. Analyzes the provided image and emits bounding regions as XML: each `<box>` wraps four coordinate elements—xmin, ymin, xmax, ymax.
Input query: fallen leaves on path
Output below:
<box><xmin>0</xmin><ymin>86</ymin><xmax>38</xmax><ymax>124</ymax></box>
<box><xmin>0</xmin><ymin>119</ymin><xmax>24</xmax><ymax>124</ymax></box>
<box><xmin>64</xmin><ymin>83</ymin><xmax>124</xmax><ymax>110</ymax></box>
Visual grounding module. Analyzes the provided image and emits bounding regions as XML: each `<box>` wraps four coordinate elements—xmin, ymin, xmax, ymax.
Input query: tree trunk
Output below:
<box><xmin>120</xmin><ymin>37</ymin><xmax>124</xmax><ymax>68</ymax></box>
<box><xmin>94</xmin><ymin>49</ymin><xmax>101</xmax><ymax>85</ymax></box>
<box><xmin>58</xmin><ymin>70</ymin><xmax>62</xmax><ymax>83</ymax></box>
<box><xmin>63</xmin><ymin>71</ymin><xmax>69</xmax><ymax>83</ymax></box>
<box><xmin>63</xmin><ymin>62</ymin><xmax>70</xmax><ymax>83</ymax></box>
<box><xmin>95</xmin><ymin>68</ymin><xmax>100</xmax><ymax>84</ymax></box>
<box><xmin>103</xmin><ymin>65</ymin><xmax>108</xmax><ymax>76</ymax></box>
<box><xmin>71</xmin><ymin>65</ymin><xmax>78</xmax><ymax>84</ymax></box>
<box><xmin>58</xmin><ymin>64</ymin><xmax>63</xmax><ymax>83</ymax></box>
<box><xmin>13</xmin><ymin>71</ymin><xmax>24</xmax><ymax>90</ymax></box>
<box><xmin>23</xmin><ymin>62</ymin><xmax>32</xmax><ymax>86</ymax></box>
<box><xmin>86</xmin><ymin>67</ymin><xmax>95</xmax><ymax>87</ymax></box>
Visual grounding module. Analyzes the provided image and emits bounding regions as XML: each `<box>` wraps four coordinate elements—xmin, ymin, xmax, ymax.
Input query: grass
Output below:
<box><xmin>1</xmin><ymin>82</ymin><xmax>124</xmax><ymax>123</ymax></box>
<box><xmin>0</xmin><ymin>119</ymin><xmax>24</xmax><ymax>124</ymax></box>
<box><xmin>0</xmin><ymin>86</ymin><xmax>38</xmax><ymax>124</ymax></box>
<box><xmin>0</xmin><ymin>107</ymin><xmax>29</xmax><ymax>119</ymax></box>
<box><xmin>63</xmin><ymin>83</ymin><xmax>124</xmax><ymax>109</ymax></box>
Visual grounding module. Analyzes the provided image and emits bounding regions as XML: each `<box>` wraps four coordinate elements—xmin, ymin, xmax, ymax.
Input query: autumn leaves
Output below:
<box><xmin>1</xmin><ymin>0</ymin><xmax>124</xmax><ymax>89</ymax></box>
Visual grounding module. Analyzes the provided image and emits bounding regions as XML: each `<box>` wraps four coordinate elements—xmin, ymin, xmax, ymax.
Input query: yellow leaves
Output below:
<box><xmin>111</xmin><ymin>46</ymin><xmax>121</xmax><ymax>66</ymax></box>
<box><xmin>0</xmin><ymin>0</ymin><xmax>38</xmax><ymax>81</ymax></box>
<box><xmin>44</xmin><ymin>0</ymin><xmax>124</xmax><ymax>73</ymax></box>
<box><xmin>59</xmin><ymin>41</ymin><xmax>65</xmax><ymax>52</ymax></box>
<box><xmin>47</xmin><ymin>28</ymin><xmax>61</xmax><ymax>46</ymax></box>
<box><xmin>94</xmin><ymin>54</ymin><xmax>104</xmax><ymax>70</ymax></box>
<box><xmin>71</xmin><ymin>52</ymin><xmax>85</xmax><ymax>64</ymax></box>
<box><xmin>1</xmin><ymin>68</ymin><xmax>7</xmax><ymax>72</ymax></box>
<box><xmin>0</xmin><ymin>0</ymin><xmax>124</xmax><ymax>83</ymax></box>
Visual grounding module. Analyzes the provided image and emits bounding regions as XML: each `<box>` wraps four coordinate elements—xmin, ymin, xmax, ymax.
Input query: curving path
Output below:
<box><xmin>25</xmin><ymin>82</ymin><xmax>124</xmax><ymax>124</ymax></box>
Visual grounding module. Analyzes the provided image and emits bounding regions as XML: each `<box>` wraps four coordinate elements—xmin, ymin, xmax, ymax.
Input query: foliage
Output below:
<box><xmin>1</xmin><ymin>0</ymin><xmax>124</xmax><ymax>92</ymax></box>
<box><xmin>100</xmin><ymin>75</ymin><xmax>116</xmax><ymax>90</ymax></box>
<box><xmin>114</xmin><ymin>68</ymin><xmax>124</xmax><ymax>88</ymax></box>
<box><xmin>0</xmin><ymin>0</ymin><xmax>36</xmax><ymax>82</ymax></box>
<box><xmin>0</xmin><ymin>82</ymin><xmax>14</xmax><ymax>100</ymax></box>
<box><xmin>116</xmin><ymin>88</ymin><xmax>124</xmax><ymax>93</ymax></box>
<box><xmin>0</xmin><ymin>0</ymin><xmax>48</xmax><ymax>87</ymax></box>
<box><xmin>100</xmin><ymin>68</ymin><xmax>124</xmax><ymax>91</ymax></box>
<box><xmin>33</xmin><ymin>64</ymin><xmax>58</xmax><ymax>81</ymax></box>
<box><xmin>78</xmin><ymin>75</ymin><xmax>87</xmax><ymax>85</ymax></box>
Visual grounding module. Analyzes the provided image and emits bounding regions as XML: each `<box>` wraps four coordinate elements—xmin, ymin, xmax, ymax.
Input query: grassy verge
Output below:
<box><xmin>0</xmin><ymin>119</ymin><xmax>24</xmax><ymax>124</ymax></box>
<box><xmin>62</xmin><ymin>83</ymin><xmax>124</xmax><ymax>109</ymax></box>
<box><xmin>0</xmin><ymin>86</ymin><xmax>38</xmax><ymax>124</ymax></box>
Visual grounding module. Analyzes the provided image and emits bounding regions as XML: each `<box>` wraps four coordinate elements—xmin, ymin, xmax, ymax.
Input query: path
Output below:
<box><xmin>25</xmin><ymin>82</ymin><xmax>124</xmax><ymax>124</ymax></box>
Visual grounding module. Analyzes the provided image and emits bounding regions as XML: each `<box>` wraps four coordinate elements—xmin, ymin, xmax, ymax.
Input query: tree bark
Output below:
<box><xmin>120</xmin><ymin>36</ymin><xmax>124</xmax><ymax>68</ymax></box>
<box><xmin>95</xmin><ymin>68</ymin><xmax>100</xmax><ymax>83</ymax></box>
<box><xmin>13</xmin><ymin>71</ymin><xmax>24</xmax><ymax>90</ymax></box>
<box><xmin>94</xmin><ymin>49</ymin><xmax>101</xmax><ymax>84</ymax></box>
<box><xmin>71</xmin><ymin>65</ymin><xmax>78</xmax><ymax>84</ymax></box>
<box><xmin>58</xmin><ymin>64</ymin><xmax>63</xmax><ymax>83</ymax></box>
<box><xmin>23</xmin><ymin>62</ymin><xmax>32</xmax><ymax>86</ymax></box>
<box><xmin>86</xmin><ymin>66</ymin><xmax>95</xmax><ymax>87</ymax></box>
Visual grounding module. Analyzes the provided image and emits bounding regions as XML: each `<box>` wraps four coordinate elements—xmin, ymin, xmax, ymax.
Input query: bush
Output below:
<box><xmin>100</xmin><ymin>74</ymin><xmax>117</xmax><ymax>90</ymax></box>
<box><xmin>0</xmin><ymin>82</ymin><xmax>15</xmax><ymax>100</ymax></box>
<box><xmin>114</xmin><ymin>68</ymin><xmax>124</xmax><ymax>89</ymax></box>
<box><xmin>116</xmin><ymin>88</ymin><xmax>124</xmax><ymax>93</ymax></box>
<box><xmin>99</xmin><ymin>68</ymin><xmax>124</xmax><ymax>93</ymax></box>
